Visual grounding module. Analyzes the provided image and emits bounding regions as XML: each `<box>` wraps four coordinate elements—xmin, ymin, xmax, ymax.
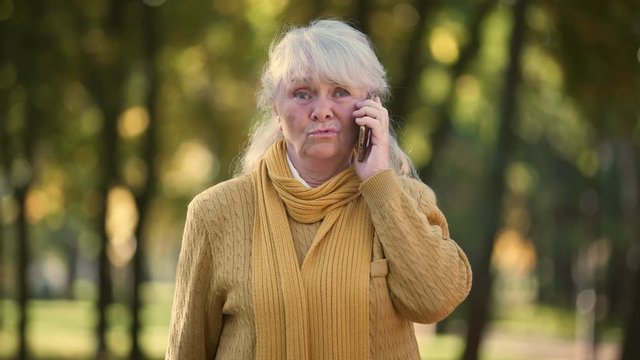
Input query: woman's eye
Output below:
<box><xmin>293</xmin><ymin>91</ymin><xmax>311</xmax><ymax>100</ymax></box>
<box><xmin>334</xmin><ymin>88</ymin><xmax>350</xmax><ymax>97</ymax></box>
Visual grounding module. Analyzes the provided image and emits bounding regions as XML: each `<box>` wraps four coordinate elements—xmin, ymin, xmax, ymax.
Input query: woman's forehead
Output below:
<box><xmin>284</xmin><ymin>77</ymin><xmax>361</xmax><ymax>90</ymax></box>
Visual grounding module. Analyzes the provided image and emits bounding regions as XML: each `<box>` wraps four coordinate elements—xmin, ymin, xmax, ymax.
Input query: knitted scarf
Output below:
<box><xmin>251</xmin><ymin>140</ymin><xmax>373</xmax><ymax>359</ymax></box>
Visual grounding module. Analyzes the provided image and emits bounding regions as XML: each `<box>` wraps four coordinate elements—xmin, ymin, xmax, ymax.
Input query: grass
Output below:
<box><xmin>418</xmin><ymin>333</ymin><xmax>464</xmax><ymax>359</ymax></box>
<box><xmin>491</xmin><ymin>303</ymin><xmax>622</xmax><ymax>342</ymax></box>
<box><xmin>0</xmin><ymin>284</ymin><xmax>623</xmax><ymax>360</ymax></box>
<box><xmin>416</xmin><ymin>300</ymin><xmax>623</xmax><ymax>360</ymax></box>
<box><xmin>0</xmin><ymin>282</ymin><xmax>174</xmax><ymax>360</ymax></box>
<box><xmin>0</xmin><ymin>300</ymin><xmax>169</xmax><ymax>359</ymax></box>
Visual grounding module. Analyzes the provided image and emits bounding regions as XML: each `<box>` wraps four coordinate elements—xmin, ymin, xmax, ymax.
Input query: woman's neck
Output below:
<box><xmin>287</xmin><ymin>148</ymin><xmax>351</xmax><ymax>188</ymax></box>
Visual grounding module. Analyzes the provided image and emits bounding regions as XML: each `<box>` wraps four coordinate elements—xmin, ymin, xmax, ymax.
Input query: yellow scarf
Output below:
<box><xmin>251</xmin><ymin>140</ymin><xmax>373</xmax><ymax>359</ymax></box>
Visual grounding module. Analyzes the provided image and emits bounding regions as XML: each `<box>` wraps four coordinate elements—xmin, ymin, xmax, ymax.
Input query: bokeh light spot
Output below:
<box><xmin>106</xmin><ymin>186</ymin><xmax>138</xmax><ymax>268</ymax></box>
<box><xmin>506</xmin><ymin>162</ymin><xmax>537</xmax><ymax>196</ymax></box>
<box><xmin>393</xmin><ymin>3</ymin><xmax>419</xmax><ymax>30</ymax></box>
<box><xmin>118</xmin><ymin>106</ymin><xmax>149</xmax><ymax>139</ymax></box>
<box><xmin>419</xmin><ymin>67</ymin><xmax>451</xmax><ymax>104</ymax></box>
<box><xmin>577</xmin><ymin>150</ymin><xmax>599</xmax><ymax>177</ymax></box>
<box><xmin>163</xmin><ymin>141</ymin><xmax>218</xmax><ymax>195</ymax></box>
<box><xmin>492</xmin><ymin>229</ymin><xmax>536</xmax><ymax>276</ymax></box>
<box><xmin>456</xmin><ymin>75</ymin><xmax>481</xmax><ymax>103</ymax></box>
<box><xmin>429</xmin><ymin>28</ymin><xmax>459</xmax><ymax>64</ymax></box>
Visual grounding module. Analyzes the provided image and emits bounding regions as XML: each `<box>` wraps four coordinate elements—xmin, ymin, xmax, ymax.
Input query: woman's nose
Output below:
<box><xmin>311</xmin><ymin>96</ymin><xmax>334</xmax><ymax>121</ymax></box>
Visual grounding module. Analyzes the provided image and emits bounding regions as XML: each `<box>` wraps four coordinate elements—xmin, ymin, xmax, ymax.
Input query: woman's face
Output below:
<box><xmin>274</xmin><ymin>78</ymin><xmax>368</xmax><ymax>166</ymax></box>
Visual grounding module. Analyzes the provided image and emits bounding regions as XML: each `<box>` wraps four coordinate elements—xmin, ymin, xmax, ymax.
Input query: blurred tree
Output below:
<box><xmin>622</xmin><ymin>239</ymin><xmax>640</xmax><ymax>359</ymax></box>
<box><xmin>461</xmin><ymin>0</ymin><xmax>529</xmax><ymax>358</ymax></box>
<box><xmin>385</xmin><ymin>0</ymin><xmax>430</xmax><ymax>128</ymax></box>
<box><xmin>526</xmin><ymin>139</ymin><xmax>587</xmax><ymax>308</ymax></box>
<box><xmin>73</xmin><ymin>0</ymin><xmax>130</xmax><ymax>356</ymax></box>
<box><xmin>420</xmin><ymin>0</ymin><xmax>496</xmax><ymax>182</ymax></box>
<box><xmin>285</xmin><ymin>0</ymin><xmax>325</xmax><ymax>23</ymax></box>
<box><xmin>620</xmin><ymin>144</ymin><xmax>640</xmax><ymax>360</ymax></box>
<box><xmin>538</xmin><ymin>0</ymin><xmax>640</xmax><ymax>353</ymax></box>
<box><xmin>352</xmin><ymin>0</ymin><xmax>373</xmax><ymax>35</ymax></box>
<box><xmin>0</xmin><ymin>6</ymin><xmax>10</xmax><ymax>327</ymax></box>
<box><xmin>130</xmin><ymin>2</ymin><xmax>160</xmax><ymax>359</ymax></box>
<box><xmin>9</xmin><ymin>0</ymin><xmax>48</xmax><ymax>357</ymax></box>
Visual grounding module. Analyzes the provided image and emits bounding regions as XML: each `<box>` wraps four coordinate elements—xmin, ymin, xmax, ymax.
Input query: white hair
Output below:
<box><xmin>235</xmin><ymin>19</ymin><xmax>418</xmax><ymax>179</ymax></box>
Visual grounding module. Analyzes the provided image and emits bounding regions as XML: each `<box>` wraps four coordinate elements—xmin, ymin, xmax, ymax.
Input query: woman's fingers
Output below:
<box><xmin>354</xmin><ymin>97</ymin><xmax>387</xmax><ymax>120</ymax></box>
<box><xmin>352</xmin><ymin>96</ymin><xmax>392</xmax><ymax>180</ymax></box>
<box><xmin>353</xmin><ymin>97</ymin><xmax>389</xmax><ymax>143</ymax></box>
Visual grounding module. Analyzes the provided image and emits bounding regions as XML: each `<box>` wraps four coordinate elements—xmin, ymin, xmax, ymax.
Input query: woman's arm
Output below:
<box><xmin>166</xmin><ymin>200</ymin><xmax>223</xmax><ymax>359</ymax></box>
<box><xmin>360</xmin><ymin>170</ymin><xmax>472</xmax><ymax>324</ymax></box>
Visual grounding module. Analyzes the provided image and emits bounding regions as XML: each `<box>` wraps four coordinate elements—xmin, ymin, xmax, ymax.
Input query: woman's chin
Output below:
<box><xmin>305</xmin><ymin>144</ymin><xmax>349</xmax><ymax>162</ymax></box>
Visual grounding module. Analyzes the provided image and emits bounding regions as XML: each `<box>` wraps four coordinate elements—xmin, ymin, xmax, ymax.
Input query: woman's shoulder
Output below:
<box><xmin>189</xmin><ymin>173</ymin><xmax>255</xmax><ymax>214</ymax></box>
<box><xmin>396</xmin><ymin>175</ymin><xmax>438</xmax><ymax>207</ymax></box>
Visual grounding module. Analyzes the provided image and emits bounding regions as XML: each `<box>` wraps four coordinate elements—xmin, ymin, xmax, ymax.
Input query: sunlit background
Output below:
<box><xmin>1</xmin><ymin>0</ymin><xmax>639</xmax><ymax>359</ymax></box>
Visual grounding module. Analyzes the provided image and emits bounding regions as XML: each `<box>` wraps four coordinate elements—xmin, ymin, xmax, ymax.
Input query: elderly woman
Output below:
<box><xmin>167</xmin><ymin>19</ymin><xmax>472</xmax><ymax>360</ymax></box>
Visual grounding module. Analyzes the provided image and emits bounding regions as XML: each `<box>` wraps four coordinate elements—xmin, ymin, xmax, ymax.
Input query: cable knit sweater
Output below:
<box><xmin>166</xmin><ymin>169</ymin><xmax>472</xmax><ymax>360</ymax></box>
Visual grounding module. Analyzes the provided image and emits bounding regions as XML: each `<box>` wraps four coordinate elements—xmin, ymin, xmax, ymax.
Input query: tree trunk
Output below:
<box><xmin>352</xmin><ymin>0</ymin><xmax>373</xmax><ymax>35</ymax></box>
<box><xmin>620</xmin><ymin>144</ymin><xmax>640</xmax><ymax>360</ymax></box>
<box><xmin>14</xmin><ymin>181</ymin><xmax>31</xmax><ymax>360</ymax></box>
<box><xmin>0</xmin><ymin>18</ymin><xmax>8</xmax><ymax>329</ymax></box>
<box><xmin>129</xmin><ymin>3</ymin><xmax>160</xmax><ymax>359</ymax></box>
<box><xmin>14</xmin><ymin>51</ymin><xmax>38</xmax><ymax>360</ymax></box>
<box><xmin>65</xmin><ymin>237</ymin><xmax>79</xmax><ymax>299</ymax></box>
<box><xmin>387</xmin><ymin>0</ymin><xmax>431</xmax><ymax>129</ymax></box>
<box><xmin>621</xmin><ymin>259</ymin><xmax>640</xmax><ymax>360</ymax></box>
<box><xmin>461</xmin><ymin>0</ymin><xmax>529</xmax><ymax>359</ymax></box>
<box><xmin>81</xmin><ymin>0</ymin><xmax>128</xmax><ymax>356</ymax></box>
<box><xmin>12</xmin><ymin>1</ymin><xmax>44</xmax><ymax>357</ymax></box>
<box><xmin>422</xmin><ymin>2</ymin><xmax>497</xmax><ymax>334</ymax></box>
<box><xmin>94</xmin><ymin>96</ymin><xmax>119</xmax><ymax>360</ymax></box>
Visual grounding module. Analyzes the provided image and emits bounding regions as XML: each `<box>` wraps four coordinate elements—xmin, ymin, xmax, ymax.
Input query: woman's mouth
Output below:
<box><xmin>309</xmin><ymin>128</ymin><xmax>338</xmax><ymax>138</ymax></box>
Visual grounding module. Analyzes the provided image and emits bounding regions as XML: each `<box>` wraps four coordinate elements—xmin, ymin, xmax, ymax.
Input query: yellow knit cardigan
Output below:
<box><xmin>166</xmin><ymin>170</ymin><xmax>472</xmax><ymax>360</ymax></box>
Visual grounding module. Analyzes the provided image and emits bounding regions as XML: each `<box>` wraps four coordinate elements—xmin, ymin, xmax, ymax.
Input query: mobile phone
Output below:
<box><xmin>356</xmin><ymin>125</ymin><xmax>371</xmax><ymax>162</ymax></box>
<box><xmin>356</xmin><ymin>94</ymin><xmax>373</xmax><ymax>162</ymax></box>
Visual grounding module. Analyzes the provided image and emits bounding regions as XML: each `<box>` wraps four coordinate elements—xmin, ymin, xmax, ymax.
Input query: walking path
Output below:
<box><xmin>415</xmin><ymin>324</ymin><xmax>620</xmax><ymax>360</ymax></box>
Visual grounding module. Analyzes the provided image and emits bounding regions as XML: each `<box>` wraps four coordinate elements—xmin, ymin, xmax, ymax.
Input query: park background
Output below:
<box><xmin>1</xmin><ymin>0</ymin><xmax>639</xmax><ymax>359</ymax></box>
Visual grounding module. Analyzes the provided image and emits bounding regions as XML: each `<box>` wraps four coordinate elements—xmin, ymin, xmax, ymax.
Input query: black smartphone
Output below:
<box><xmin>356</xmin><ymin>94</ymin><xmax>373</xmax><ymax>162</ymax></box>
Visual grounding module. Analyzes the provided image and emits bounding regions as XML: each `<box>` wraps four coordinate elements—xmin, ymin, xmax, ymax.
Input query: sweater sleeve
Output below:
<box><xmin>166</xmin><ymin>198</ymin><xmax>223</xmax><ymax>359</ymax></box>
<box><xmin>360</xmin><ymin>170</ymin><xmax>472</xmax><ymax>324</ymax></box>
